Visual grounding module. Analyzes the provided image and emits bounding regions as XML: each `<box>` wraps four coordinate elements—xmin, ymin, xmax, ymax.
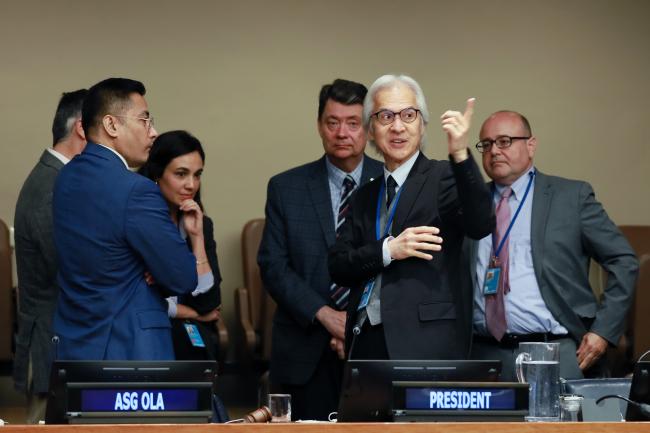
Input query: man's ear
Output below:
<box><xmin>102</xmin><ymin>115</ymin><xmax>119</xmax><ymax>138</ymax></box>
<box><xmin>75</xmin><ymin>118</ymin><xmax>86</xmax><ymax>141</ymax></box>
<box><xmin>527</xmin><ymin>136</ymin><xmax>538</xmax><ymax>159</ymax></box>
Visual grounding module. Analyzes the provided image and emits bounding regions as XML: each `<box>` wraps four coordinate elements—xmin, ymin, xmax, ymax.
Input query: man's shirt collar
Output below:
<box><xmin>47</xmin><ymin>147</ymin><xmax>70</xmax><ymax>165</ymax></box>
<box><xmin>494</xmin><ymin>165</ymin><xmax>536</xmax><ymax>201</ymax></box>
<box><xmin>96</xmin><ymin>143</ymin><xmax>130</xmax><ymax>169</ymax></box>
<box><xmin>325</xmin><ymin>155</ymin><xmax>364</xmax><ymax>186</ymax></box>
<box><xmin>383</xmin><ymin>150</ymin><xmax>420</xmax><ymax>188</ymax></box>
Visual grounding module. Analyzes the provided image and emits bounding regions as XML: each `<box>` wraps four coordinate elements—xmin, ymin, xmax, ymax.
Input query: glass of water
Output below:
<box><xmin>515</xmin><ymin>342</ymin><xmax>560</xmax><ymax>422</ymax></box>
<box><xmin>268</xmin><ymin>393</ymin><xmax>292</xmax><ymax>422</ymax></box>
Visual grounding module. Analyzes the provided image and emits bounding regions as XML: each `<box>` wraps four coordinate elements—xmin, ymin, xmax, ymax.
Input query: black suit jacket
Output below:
<box><xmin>329</xmin><ymin>152</ymin><xmax>494</xmax><ymax>359</ymax></box>
<box><xmin>171</xmin><ymin>215</ymin><xmax>223</xmax><ymax>360</ymax></box>
<box><xmin>258</xmin><ymin>155</ymin><xmax>383</xmax><ymax>385</ymax></box>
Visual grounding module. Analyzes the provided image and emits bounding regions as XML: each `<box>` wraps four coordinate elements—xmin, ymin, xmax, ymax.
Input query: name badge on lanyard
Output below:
<box><xmin>357</xmin><ymin>177</ymin><xmax>404</xmax><ymax>311</ymax></box>
<box><xmin>357</xmin><ymin>278</ymin><xmax>375</xmax><ymax>310</ymax></box>
<box><xmin>483</xmin><ymin>257</ymin><xmax>501</xmax><ymax>295</ymax></box>
<box><xmin>184</xmin><ymin>322</ymin><xmax>206</xmax><ymax>348</ymax></box>
<box><xmin>482</xmin><ymin>170</ymin><xmax>535</xmax><ymax>297</ymax></box>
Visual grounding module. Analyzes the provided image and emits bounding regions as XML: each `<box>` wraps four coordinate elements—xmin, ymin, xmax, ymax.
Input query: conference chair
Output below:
<box><xmin>0</xmin><ymin>219</ymin><xmax>14</xmax><ymax>361</ymax></box>
<box><xmin>562</xmin><ymin>377</ymin><xmax>632</xmax><ymax>419</ymax></box>
<box><xmin>600</xmin><ymin>225</ymin><xmax>650</xmax><ymax>376</ymax></box>
<box><xmin>214</xmin><ymin>311</ymin><xmax>230</xmax><ymax>368</ymax></box>
<box><xmin>234</xmin><ymin>218</ymin><xmax>276</xmax><ymax>401</ymax></box>
<box><xmin>619</xmin><ymin>226</ymin><xmax>650</xmax><ymax>360</ymax></box>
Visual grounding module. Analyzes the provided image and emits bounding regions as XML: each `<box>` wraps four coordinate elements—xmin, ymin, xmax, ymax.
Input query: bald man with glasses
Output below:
<box><xmin>468</xmin><ymin>110</ymin><xmax>638</xmax><ymax>380</ymax></box>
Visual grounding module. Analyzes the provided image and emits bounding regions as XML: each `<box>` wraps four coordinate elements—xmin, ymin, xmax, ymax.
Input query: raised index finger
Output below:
<box><xmin>464</xmin><ymin>97</ymin><xmax>476</xmax><ymax>121</ymax></box>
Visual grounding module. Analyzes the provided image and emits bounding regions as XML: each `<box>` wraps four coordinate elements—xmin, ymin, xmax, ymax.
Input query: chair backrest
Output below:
<box><xmin>619</xmin><ymin>225</ymin><xmax>650</xmax><ymax>360</ymax></box>
<box><xmin>0</xmin><ymin>219</ymin><xmax>13</xmax><ymax>360</ymax></box>
<box><xmin>240</xmin><ymin>218</ymin><xmax>275</xmax><ymax>360</ymax></box>
<box><xmin>562</xmin><ymin>377</ymin><xmax>631</xmax><ymax>419</ymax></box>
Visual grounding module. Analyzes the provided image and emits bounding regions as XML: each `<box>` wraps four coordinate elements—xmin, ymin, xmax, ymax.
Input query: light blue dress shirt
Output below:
<box><xmin>473</xmin><ymin>167</ymin><xmax>568</xmax><ymax>336</ymax></box>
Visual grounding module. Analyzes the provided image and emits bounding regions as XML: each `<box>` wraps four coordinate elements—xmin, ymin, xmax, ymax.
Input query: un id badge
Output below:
<box><xmin>483</xmin><ymin>256</ymin><xmax>501</xmax><ymax>296</ymax></box>
<box><xmin>184</xmin><ymin>323</ymin><xmax>206</xmax><ymax>348</ymax></box>
<box><xmin>357</xmin><ymin>278</ymin><xmax>376</xmax><ymax>310</ymax></box>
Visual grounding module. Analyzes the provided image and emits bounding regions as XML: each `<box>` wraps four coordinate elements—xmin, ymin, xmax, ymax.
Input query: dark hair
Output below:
<box><xmin>318</xmin><ymin>78</ymin><xmax>367</xmax><ymax>120</ymax></box>
<box><xmin>139</xmin><ymin>130</ymin><xmax>206</xmax><ymax>208</ymax></box>
<box><xmin>82</xmin><ymin>78</ymin><xmax>146</xmax><ymax>139</ymax></box>
<box><xmin>51</xmin><ymin>89</ymin><xmax>88</xmax><ymax>146</ymax></box>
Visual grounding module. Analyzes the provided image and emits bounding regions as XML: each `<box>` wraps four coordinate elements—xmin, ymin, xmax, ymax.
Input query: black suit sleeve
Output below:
<box><xmin>439</xmin><ymin>152</ymin><xmax>494</xmax><ymax>240</ymax></box>
<box><xmin>183</xmin><ymin>216</ymin><xmax>222</xmax><ymax>315</ymax></box>
<box><xmin>328</xmin><ymin>188</ymin><xmax>385</xmax><ymax>288</ymax></box>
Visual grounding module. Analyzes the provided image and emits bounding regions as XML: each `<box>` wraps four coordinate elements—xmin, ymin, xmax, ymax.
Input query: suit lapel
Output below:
<box><xmin>308</xmin><ymin>156</ymin><xmax>336</xmax><ymax>247</ymax></box>
<box><xmin>360</xmin><ymin>156</ymin><xmax>379</xmax><ymax>185</ymax></box>
<box><xmin>531</xmin><ymin>171</ymin><xmax>552</xmax><ymax>284</ymax></box>
<box><xmin>392</xmin><ymin>153</ymin><xmax>429</xmax><ymax>234</ymax></box>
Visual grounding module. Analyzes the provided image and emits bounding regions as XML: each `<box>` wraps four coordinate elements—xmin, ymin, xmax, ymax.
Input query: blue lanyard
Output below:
<box><xmin>493</xmin><ymin>170</ymin><xmax>535</xmax><ymax>258</ymax></box>
<box><xmin>375</xmin><ymin>178</ymin><xmax>404</xmax><ymax>240</ymax></box>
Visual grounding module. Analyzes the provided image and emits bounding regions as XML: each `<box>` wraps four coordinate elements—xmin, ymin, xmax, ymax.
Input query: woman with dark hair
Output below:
<box><xmin>139</xmin><ymin>130</ymin><xmax>222</xmax><ymax>360</ymax></box>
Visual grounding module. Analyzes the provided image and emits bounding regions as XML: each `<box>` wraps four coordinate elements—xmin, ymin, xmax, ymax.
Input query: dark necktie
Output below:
<box><xmin>485</xmin><ymin>186</ymin><xmax>512</xmax><ymax>341</ymax></box>
<box><xmin>386</xmin><ymin>175</ymin><xmax>397</xmax><ymax>209</ymax></box>
<box><xmin>330</xmin><ymin>175</ymin><xmax>356</xmax><ymax>309</ymax></box>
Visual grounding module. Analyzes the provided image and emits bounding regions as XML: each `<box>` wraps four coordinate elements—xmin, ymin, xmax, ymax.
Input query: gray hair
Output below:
<box><xmin>363</xmin><ymin>74</ymin><xmax>429</xmax><ymax>150</ymax></box>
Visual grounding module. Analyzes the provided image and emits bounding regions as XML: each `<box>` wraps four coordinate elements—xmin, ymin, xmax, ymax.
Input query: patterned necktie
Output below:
<box><xmin>330</xmin><ymin>175</ymin><xmax>356</xmax><ymax>309</ymax></box>
<box><xmin>386</xmin><ymin>175</ymin><xmax>397</xmax><ymax>209</ymax></box>
<box><xmin>485</xmin><ymin>186</ymin><xmax>512</xmax><ymax>341</ymax></box>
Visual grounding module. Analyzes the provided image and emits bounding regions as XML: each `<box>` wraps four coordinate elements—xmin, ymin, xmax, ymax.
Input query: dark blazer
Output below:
<box><xmin>467</xmin><ymin>171</ymin><xmax>638</xmax><ymax>345</ymax></box>
<box><xmin>329</xmin><ymin>152</ymin><xmax>494</xmax><ymax>359</ymax></box>
<box><xmin>258</xmin><ymin>155</ymin><xmax>382</xmax><ymax>385</ymax></box>
<box><xmin>13</xmin><ymin>150</ymin><xmax>64</xmax><ymax>393</ymax></box>
<box><xmin>52</xmin><ymin>142</ymin><xmax>197</xmax><ymax>360</ymax></box>
<box><xmin>171</xmin><ymin>215</ymin><xmax>222</xmax><ymax>360</ymax></box>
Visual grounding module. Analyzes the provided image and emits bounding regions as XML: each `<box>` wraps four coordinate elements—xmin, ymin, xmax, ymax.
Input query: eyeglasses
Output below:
<box><xmin>371</xmin><ymin>107</ymin><xmax>420</xmax><ymax>126</ymax></box>
<box><xmin>112</xmin><ymin>115</ymin><xmax>155</xmax><ymax>131</ymax></box>
<box><xmin>475</xmin><ymin>135</ymin><xmax>530</xmax><ymax>153</ymax></box>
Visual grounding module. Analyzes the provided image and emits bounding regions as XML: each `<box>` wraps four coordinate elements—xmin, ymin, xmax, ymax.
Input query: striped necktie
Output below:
<box><xmin>485</xmin><ymin>186</ymin><xmax>512</xmax><ymax>341</ymax></box>
<box><xmin>330</xmin><ymin>175</ymin><xmax>356</xmax><ymax>309</ymax></box>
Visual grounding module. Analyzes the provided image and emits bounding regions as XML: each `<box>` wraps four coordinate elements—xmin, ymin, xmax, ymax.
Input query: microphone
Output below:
<box><xmin>352</xmin><ymin>309</ymin><xmax>367</xmax><ymax>336</ymax></box>
<box><xmin>348</xmin><ymin>309</ymin><xmax>367</xmax><ymax>360</ymax></box>
<box><xmin>596</xmin><ymin>395</ymin><xmax>650</xmax><ymax>418</ymax></box>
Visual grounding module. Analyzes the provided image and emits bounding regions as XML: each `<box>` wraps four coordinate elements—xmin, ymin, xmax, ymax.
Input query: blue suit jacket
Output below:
<box><xmin>258</xmin><ymin>155</ymin><xmax>382</xmax><ymax>385</ymax></box>
<box><xmin>52</xmin><ymin>143</ymin><xmax>197</xmax><ymax>360</ymax></box>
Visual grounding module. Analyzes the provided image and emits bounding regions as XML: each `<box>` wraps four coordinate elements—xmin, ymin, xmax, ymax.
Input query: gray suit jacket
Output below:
<box><xmin>13</xmin><ymin>150</ymin><xmax>64</xmax><ymax>393</ymax></box>
<box><xmin>468</xmin><ymin>171</ymin><xmax>638</xmax><ymax>345</ymax></box>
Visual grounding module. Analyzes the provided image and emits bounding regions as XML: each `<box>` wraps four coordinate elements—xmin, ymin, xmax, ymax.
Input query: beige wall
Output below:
<box><xmin>1</xmin><ymin>0</ymin><xmax>648</xmax><ymax>355</ymax></box>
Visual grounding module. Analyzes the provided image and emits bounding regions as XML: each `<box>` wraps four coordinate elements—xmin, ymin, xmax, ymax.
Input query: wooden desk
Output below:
<box><xmin>2</xmin><ymin>423</ymin><xmax>650</xmax><ymax>433</ymax></box>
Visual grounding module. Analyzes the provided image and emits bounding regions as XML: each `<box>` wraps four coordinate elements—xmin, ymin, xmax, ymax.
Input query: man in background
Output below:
<box><xmin>258</xmin><ymin>79</ymin><xmax>382</xmax><ymax>420</ymax></box>
<box><xmin>13</xmin><ymin>88</ymin><xmax>87</xmax><ymax>423</ymax></box>
<box><xmin>469</xmin><ymin>110</ymin><xmax>638</xmax><ymax>379</ymax></box>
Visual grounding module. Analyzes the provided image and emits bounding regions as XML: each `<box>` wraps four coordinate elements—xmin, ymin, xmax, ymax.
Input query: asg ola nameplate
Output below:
<box><xmin>80</xmin><ymin>389</ymin><xmax>199</xmax><ymax>412</ymax></box>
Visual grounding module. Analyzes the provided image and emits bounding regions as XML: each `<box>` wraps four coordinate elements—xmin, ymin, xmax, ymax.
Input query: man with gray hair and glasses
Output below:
<box><xmin>329</xmin><ymin>74</ymin><xmax>494</xmax><ymax>360</ymax></box>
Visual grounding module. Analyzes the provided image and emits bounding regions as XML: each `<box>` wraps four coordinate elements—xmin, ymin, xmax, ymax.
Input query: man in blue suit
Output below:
<box><xmin>52</xmin><ymin>78</ymin><xmax>199</xmax><ymax>360</ymax></box>
<box><xmin>258</xmin><ymin>79</ymin><xmax>382</xmax><ymax>420</ymax></box>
